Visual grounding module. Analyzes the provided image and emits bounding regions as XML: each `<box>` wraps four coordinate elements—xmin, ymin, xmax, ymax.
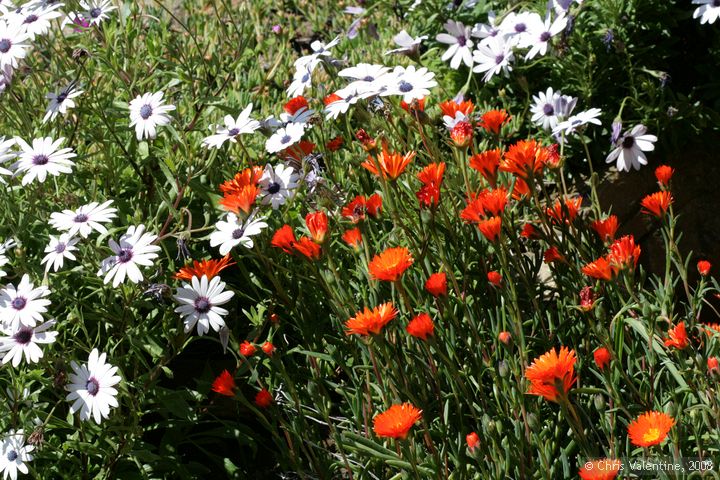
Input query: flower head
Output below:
<box><xmin>578</xmin><ymin>459</ymin><xmax>621</xmax><ymax>480</ymax></box>
<box><xmin>240</xmin><ymin>341</ymin><xmax>256</xmax><ymax>357</ymax></box>
<box><xmin>605</xmin><ymin>124</ymin><xmax>657</xmax><ymax>172</ymax></box>
<box><xmin>469</xmin><ymin>149</ymin><xmax>501</xmax><ymax>185</ymax></box>
<box><xmin>98</xmin><ymin>225</ymin><xmax>161</xmax><ymax>288</ymax></box>
<box><xmin>582</xmin><ymin>257</ymin><xmax>615</xmax><ymax>281</ymax></box>
<box><xmin>306</xmin><ymin>211</ymin><xmax>328</xmax><ymax>243</ymax></box>
<box><xmin>373</xmin><ymin>403</ymin><xmax>422</xmax><ymax>439</ymax></box>
<box><xmin>368</xmin><ymin>247</ymin><xmax>414</xmax><ymax>282</ymax></box>
<box><xmin>641</xmin><ymin>191</ymin><xmax>673</xmax><ymax>218</ymax></box>
<box><xmin>501</xmin><ymin>139</ymin><xmax>549</xmax><ymax>180</ymax></box>
<box><xmin>210</xmin><ymin>214</ymin><xmax>268</xmax><ymax>255</ymax></box>
<box><xmin>65</xmin><ymin>348</ymin><xmax>121</xmax><ymax>424</ymax></box>
<box><xmin>591</xmin><ymin>215</ymin><xmax>618</xmax><ymax>243</ymax></box>
<box><xmin>202</xmin><ymin>104</ymin><xmax>260</xmax><ymax>149</ymax></box>
<box><xmin>664</xmin><ymin>322</ymin><xmax>689</xmax><ymax>349</ymax></box>
<box><xmin>406</xmin><ymin>313</ymin><xmax>434</xmax><ymax>340</ymax></box>
<box><xmin>0</xmin><ymin>430</ymin><xmax>34</xmax><ymax>480</ymax></box>
<box><xmin>255</xmin><ymin>388</ymin><xmax>273</xmax><ymax>408</ymax></box>
<box><xmin>627</xmin><ymin>411</ymin><xmax>675</xmax><ymax>447</ymax></box>
<box><xmin>362</xmin><ymin>141</ymin><xmax>416</xmax><ymax>180</ymax></box>
<box><xmin>129</xmin><ymin>91</ymin><xmax>175</xmax><ymax>140</ymax></box>
<box><xmin>49</xmin><ymin>200</ymin><xmax>117</xmax><ymax>238</ymax></box>
<box><xmin>174</xmin><ymin>275</ymin><xmax>235</xmax><ymax>336</ymax></box>
<box><xmin>698</xmin><ymin>260</ymin><xmax>711</xmax><ymax>276</ymax></box>
<box><xmin>294</xmin><ymin>236</ymin><xmax>322</xmax><ymax>260</ymax></box>
<box><xmin>174</xmin><ymin>255</ymin><xmax>235</xmax><ymax>281</ymax></box>
<box><xmin>425</xmin><ymin>272</ymin><xmax>447</xmax><ymax>297</ymax></box>
<box><xmin>12</xmin><ymin>136</ymin><xmax>76</xmax><ymax>185</ymax></box>
<box><xmin>607</xmin><ymin>235</ymin><xmax>641</xmax><ymax>271</ymax></box>
<box><xmin>211</xmin><ymin>370</ymin><xmax>236</xmax><ymax>396</ymax></box>
<box><xmin>478</xmin><ymin>109</ymin><xmax>511</xmax><ymax>134</ymax></box>
<box><xmin>525</xmin><ymin>346</ymin><xmax>577</xmax><ymax>402</ymax></box>
<box><xmin>0</xmin><ymin>274</ymin><xmax>51</xmax><ymax>331</ymax></box>
<box><xmin>655</xmin><ymin>165</ymin><xmax>674</xmax><ymax>187</ymax></box>
<box><xmin>342</xmin><ymin>228</ymin><xmax>363</xmax><ymax>250</ymax></box>
<box><xmin>0</xmin><ymin>319</ymin><xmax>57</xmax><ymax>367</ymax></box>
<box><xmin>342</xmin><ymin>194</ymin><xmax>382</xmax><ymax>223</ymax></box>
<box><xmin>345</xmin><ymin>302</ymin><xmax>398</xmax><ymax>336</ymax></box>
<box><xmin>593</xmin><ymin>347</ymin><xmax>611</xmax><ymax>370</ymax></box>
<box><xmin>466</xmin><ymin>432</ymin><xmax>480</xmax><ymax>452</ymax></box>
<box><xmin>487</xmin><ymin>270</ymin><xmax>502</xmax><ymax>286</ymax></box>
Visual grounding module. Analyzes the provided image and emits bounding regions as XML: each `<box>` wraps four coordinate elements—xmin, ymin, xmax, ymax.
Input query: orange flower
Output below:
<box><xmin>416</xmin><ymin>162</ymin><xmax>446</xmax><ymax>207</ymax></box>
<box><xmin>425</xmin><ymin>272</ymin><xmax>447</xmax><ymax>297</ymax></box>
<box><xmin>406</xmin><ymin>313</ymin><xmax>434</xmax><ymax>340</ymax></box>
<box><xmin>478</xmin><ymin>109</ymin><xmax>511</xmax><ymax>134</ymax></box>
<box><xmin>255</xmin><ymin>388</ymin><xmax>273</xmax><ymax>408</ymax></box>
<box><xmin>345</xmin><ymin>302</ymin><xmax>398</xmax><ymax>336</ymax></box>
<box><xmin>326</xmin><ymin>136</ymin><xmax>344</xmax><ymax>152</ymax></box>
<box><xmin>361</xmin><ymin>141</ymin><xmax>416</xmax><ymax>180</ymax></box>
<box><xmin>306</xmin><ymin>211</ymin><xmax>328</xmax><ymax>243</ymax></box>
<box><xmin>369</xmin><ymin>247</ymin><xmax>414</xmax><ymax>282</ymax></box>
<box><xmin>498</xmin><ymin>331</ymin><xmax>511</xmax><ymax>344</ymax></box>
<box><xmin>582</xmin><ymin>257</ymin><xmax>616</xmax><ymax>281</ymax></box>
<box><xmin>219</xmin><ymin>184</ymin><xmax>259</xmax><ymax>214</ymax></box>
<box><xmin>282</xmin><ymin>140</ymin><xmax>315</xmax><ymax>161</ymax></box>
<box><xmin>372</xmin><ymin>403</ymin><xmax>422</xmax><ymax>439</ymax></box>
<box><xmin>461</xmin><ymin>188</ymin><xmax>508</xmax><ymax>222</ymax></box>
<box><xmin>468</xmin><ymin>149</ymin><xmax>501</xmax><ymax>185</ymax></box>
<box><xmin>525</xmin><ymin>346</ymin><xmax>577</xmax><ymax>402</ymax></box>
<box><xmin>708</xmin><ymin>356</ymin><xmax>719</xmax><ymax>373</ymax></box>
<box><xmin>521</xmin><ymin>223</ymin><xmax>540</xmax><ymax>240</ymax></box>
<box><xmin>478</xmin><ymin>216</ymin><xmax>502</xmax><ymax>242</ymax></box>
<box><xmin>400</xmin><ymin>97</ymin><xmax>425</xmax><ymax>113</ymax></box>
<box><xmin>294</xmin><ymin>236</ymin><xmax>322</xmax><ymax>260</ymax></box>
<box><xmin>450</xmin><ymin>121</ymin><xmax>474</xmax><ymax>148</ymax></box>
<box><xmin>664</xmin><ymin>322</ymin><xmax>689</xmax><ymax>349</ymax></box>
<box><xmin>578</xmin><ymin>459</ymin><xmax>621</xmax><ymax>480</ymax></box>
<box><xmin>174</xmin><ymin>255</ymin><xmax>235</xmax><ymax>281</ymax></box>
<box><xmin>261</xmin><ymin>341</ymin><xmax>275</xmax><ymax>356</ymax></box>
<box><xmin>466</xmin><ymin>432</ymin><xmax>480</xmax><ymax>452</ymax></box>
<box><xmin>239</xmin><ymin>341</ymin><xmax>256</xmax><ymax>357</ymax></box>
<box><xmin>219</xmin><ymin>167</ymin><xmax>263</xmax><ymax>195</ymax></box>
<box><xmin>284</xmin><ymin>96</ymin><xmax>309</xmax><ymax>115</ymax></box>
<box><xmin>641</xmin><ymin>191</ymin><xmax>673</xmax><ymax>218</ymax></box>
<box><xmin>342</xmin><ymin>194</ymin><xmax>382</xmax><ymax>223</ymax></box>
<box><xmin>546</xmin><ymin>196</ymin><xmax>582</xmax><ymax>224</ymax></box>
<box><xmin>211</xmin><ymin>370</ymin><xmax>236</xmax><ymax>397</ymax></box>
<box><xmin>342</xmin><ymin>228</ymin><xmax>362</xmax><ymax>249</ymax></box>
<box><xmin>511</xmin><ymin>178</ymin><xmax>531</xmax><ymax>200</ymax></box>
<box><xmin>705</xmin><ymin>323</ymin><xmax>720</xmax><ymax>336</ymax></box>
<box><xmin>544</xmin><ymin>246</ymin><xmax>562</xmax><ymax>263</ymax></box>
<box><xmin>627</xmin><ymin>411</ymin><xmax>675</xmax><ymax>447</ymax></box>
<box><xmin>324</xmin><ymin>93</ymin><xmax>341</xmax><ymax>105</ymax></box>
<box><xmin>655</xmin><ymin>165</ymin><xmax>674</xmax><ymax>187</ymax></box>
<box><xmin>439</xmin><ymin>99</ymin><xmax>475</xmax><ymax>118</ymax></box>
<box><xmin>607</xmin><ymin>235</ymin><xmax>641</xmax><ymax>271</ymax></box>
<box><xmin>355</xmin><ymin>128</ymin><xmax>377</xmax><ymax>151</ymax></box>
<box><xmin>501</xmin><ymin>139</ymin><xmax>549</xmax><ymax>180</ymax></box>
<box><xmin>698</xmin><ymin>260</ymin><xmax>711</xmax><ymax>276</ymax></box>
<box><xmin>591</xmin><ymin>215</ymin><xmax>619</xmax><ymax>243</ymax></box>
<box><xmin>579</xmin><ymin>286</ymin><xmax>597</xmax><ymax>311</ymax></box>
<box><xmin>487</xmin><ymin>271</ymin><xmax>502</xmax><ymax>286</ymax></box>
<box><xmin>593</xmin><ymin>347</ymin><xmax>611</xmax><ymax>370</ymax></box>
<box><xmin>271</xmin><ymin>225</ymin><xmax>297</xmax><ymax>254</ymax></box>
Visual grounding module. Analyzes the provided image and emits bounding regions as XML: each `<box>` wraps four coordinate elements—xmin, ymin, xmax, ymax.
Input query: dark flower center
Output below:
<box><xmin>363</xmin><ymin>75</ymin><xmax>375</xmax><ymax>81</ymax></box>
<box><xmin>24</xmin><ymin>14</ymin><xmax>39</xmax><ymax>23</ymax></box>
<box><xmin>543</xmin><ymin>103</ymin><xmax>555</xmax><ymax>115</ymax></box>
<box><xmin>231</xmin><ymin>228</ymin><xmax>245</xmax><ymax>239</ymax></box>
<box><xmin>86</xmin><ymin>377</ymin><xmax>100</xmax><ymax>395</ymax></box>
<box><xmin>57</xmin><ymin>92</ymin><xmax>68</xmax><ymax>102</ymax></box>
<box><xmin>13</xmin><ymin>327</ymin><xmax>33</xmax><ymax>345</ymax></box>
<box><xmin>228</xmin><ymin>127</ymin><xmax>240</xmax><ymax>136</ymax></box>
<box><xmin>495</xmin><ymin>54</ymin><xmax>505</xmax><ymax>64</ymax></box>
<box><xmin>139</xmin><ymin>104</ymin><xmax>153</xmax><ymax>119</ymax></box>
<box><xmin>90</xmin><ymin>7</ymin><xmax>102</xmax><ymax>18</ymax></box>
<box><xmin>456</xmin><ymin>36</ymin><xmax>467</xmax><ymax>47</ymax></box>
<box><xmin>55</xmin><ymin>242</ymin><xmax>67</xmax><ymax>253</ymax></box>
<box><xmin>280</xmin><ymin>135</ymin><xmax>292</xmax><ymax>144</ymax></box>
<box><xmin>514</xmin><ymin>23</ymin><xmax>526</xmax><ymax>33</ymax></box>
<box><xmin>714</xmin><ymin>0</ymin><xmax>720</xmax><ymax>6</ymax></box>
<box><xmin>540</xmin><ymin>31</ymin><xmax>551</xmax><ymax>42</ymax></box>
<box><xmin>622</xmin><ymin>136</ymin><xmax>635</xmax><ymax>149</ymax></box>
<box><xmin>267</xmin><ymin>182</ymin><xmax>281</xmax><ymax>194</ymax></box>
<box><xmin>117</xmin><ymin>248</ymin><xmax>133</xmax><ymax>263</ymax></box>
<box><xmin>11</xmin><ymin>297</ymin><xmax>27</xmax><ymax>310</ymax></box>
<box><xmin>398</xmin><ymin>80</ymin><xmax>413</xmax><ymax>93</ymax></box>
<box><xmin>32</xmin><ymin>155</ymin><xmax>49</xmax><ymax>166</ymax></box>
<box><xmin>194</xmin><ymin>296</ymin><xmax>211</xmax><ymax>313</ymax></box>
<box><xmin>301</xmin><ymin>72</ymin><xmax>310</xmax><ymax>82</ymax></box>
<box><xmin>0</xmin><ymin>39</ymin><xmax>11</xmax><ymax>54</ymax></box>
<box><xmin>6</xmin><ymin>450</ymin><xmax>17</xmax><ymax>462</ymax></box>
<box><xmin>74</xmin><ymin>213</ymin><xmax>89</xmax><ymax>223</ymax></box>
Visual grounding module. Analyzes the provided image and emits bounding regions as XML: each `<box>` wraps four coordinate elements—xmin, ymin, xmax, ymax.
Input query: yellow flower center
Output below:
<box><xmin>642</xmin><ymin>427</ymin><xmax>662</xmax><ymax>444</ymax></box>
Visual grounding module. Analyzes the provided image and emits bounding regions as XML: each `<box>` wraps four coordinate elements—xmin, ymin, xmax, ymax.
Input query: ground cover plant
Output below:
<box><xmin>1</xmin><ymin>0</ymin><xmax>720</xmax><ymax>478</ymax></box>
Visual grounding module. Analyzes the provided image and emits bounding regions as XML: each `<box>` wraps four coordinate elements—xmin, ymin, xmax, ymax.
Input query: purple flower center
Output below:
<box><xmin>456</xmin><ymin>36</ymin><xmax>467</xmax><ymax>47</ymax></box>
<box><xmin>55</xmin><ymin>242</ymin><xmax>67</xmax><ymax>253</ymax></box>
<box><xmin>11</xmin><ymin>297</ymin><xmax>27</xmax><ymax>310</ymax></box>
<box><xmin>540</xmin><ymin>31</ymin><xmax>551</xmax><ymax>42</ymax></box>
<box><xmin>267</xmin><ymin>182</ymin><xmax>281</xmax><ymax>194</ymax></box>
<box><xmin>622</xmin><ymin>136</ymin><xmax>635</xmax><ymax>149</ymax></box>
<box><xmin>6</xmin><ymin>450</ymin><xmax>17</xmax><ymax>462</ymax></box>
<box><xmin>398</xmin><ymin>80</ymin><xmax>413</xmax><ymax>93</ymax></box>
<box><xmin>363</xmin><ymin>75</ymin><xmax>375</xmax><ymax>81</ymax></box>
<box><xmin>74</xmin><ymin>213</ymin><xmax>89</xmax><ymax>223</ymax></box>
<box><xmin>32</xmin><ymin>154</ymin><xmax>49</xmax><ymax>166</ymax></box>
<box><xmin>194</xmin><ymin>296</ymin><xmax>211</xmax><ymax>313</ymax></box>
<box><xmin>231</xmin><ymin>228</ymin><xmax>245</xmax><ymax>240</ymax></box>
<box><xmin>24</xmin><ymin>14</ymin><xmax>38</xmax><ymax>24</ymax></box>
<box><xmin>57</xmin><ymin>92</ymin><xmax>68</xmax><ymax>102</ymax></box>
<box><xmin>514</xmin><ymin>23</ymin><xmax>526</xmax><ymax>33</ymax></box>
<box><xmin>495</xmin><ymin>54</ymin><xmax>505</xmax><ymax>65</ymax></box>
<box><xmin>139</xmin><ymin>104</ymin><xmax>153</xmax><ymax>119</ymax></box>
<box><xmin>543</xmin><ymin>103</ymin><xmax>555</xmax><ymax>116</ymax></box>
<box><xmin>228</xmin><ymin>127</ymin><xmax>240</xmax><ymax>136</ymax></box>
<box><xmin>86</xmin><ymin>377</ymin><xmax>100</xmax><ymax>395</ymax></box>
<box><xmin>0</xmin><ymin>39</ymin><xmax>11</xmax><ymax>54</ymax></box>
<box><xmin>90</xmin><ymin>7</ymin><xmax>102</xmax><ymax>18</ymax></box>
<box><xmin>714</xmin><ymin>0</ymin><xmax>720</xmax><ymax>6</ymax></box>
<box><xmin>280</xmin><ymin>135</ymin><xmax>292</xmax><ymax>144</ymax></box>
<box><xmin>301</xmin><ymin>72</ymin><xmax>310</xmax><ymax>83</ymax></box>
<box><xmin>117</xmin><ymin>248</ymin><xmax>133</xmax><ymax>263</ymax></box>
<box><xmin>13</xmin><ymin>327</ymin><xmax>33</xmax><ymax>345</ymax></box>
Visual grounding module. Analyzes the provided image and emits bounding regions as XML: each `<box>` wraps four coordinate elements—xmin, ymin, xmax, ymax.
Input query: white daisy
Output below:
<box><xmin>0</xmin><ymin>136</ymin><xmax>13</xmax><ymax>181</ymax></box>
<box><xmin>209</xmin><ymin>213</ymin><xmax>267</xmax><ymax>255</ymax></box>
<box><xmin>324</xmin><ymin>84</ymin><xmax>362</xmax><ymax>120</ymax></box>
<box><xmin>173</xmin><ymin>275</ymin><xmax>235</xmax><ymax>336</ymax></box>
<box><xmin>65</xmin><ymin>348</ymin><xmax>121</xmax><ymax>424</ymax></box>
<box><xmin>472</xmin><ymin>35</ymin><xmax>514</xmax><ymax>82</ymax></box>
<box><xmin>202</xmin><ymin>104</ymin><xmax>261</xmax><ymax>149</ymax></box>
<box><xmin>11</xmin><ymin>136</ymin><xmax>76</xmax><ymax>185</ymax></box>
<box><xmin>384</xmin><ymin>30</ymin><xmax>427</xmax><ymax>56</ymax></box>
<box><xmin>499</xmin><ymin>11</ymin><xmax>542</xmax><ymax>47</ymax></box>
<box><xmin>381</xmin><ymin>65</ymin><xmax>437</xmax><ymax>103</ymax></box>
<box><xmin>49</xmin><ymin>200</ymin><xmax>117</xmax><ymax>238</ymax></box>
<box><xmin>0</xmin><ymin>274</ymin><xmax>51</xmax><ymax>331</ymax></box>
<box><xmin>338</xmin><ymin>63</ymin><xmax>390</xmax><ymax>97</ymax></box>
<box><xmin>43</xmin><ymin>83</ymin><xmax>83</xmax><ymax>123</ymax></box>
<box><xmin>0</xmin><ymin>319</ymin><xmax>57</xmax><ymax>367</ymax></box>
<box><xmin>8</xmin><ymin>2</ymin><xmax>63</xmax><ymax>40</ymax></box>
<box><xmin>0</xmin><ymin>431</ymin><xmax>33</xmax><ymax>480</ymax></box>
<box><xmin>279</xmin><ymin>105</ymin><xmax>315</xmax><ymax>127</ymax></box>
<box><xmin>471</xmin><ymin>11</ymin><xmax>499</xmax><ymax>40</ymax></box>
<box><xmin>436</xmin><ymin>20</ymin><xmax>474</xmax><ymax>69</ymax></box>
<box><xmin>79</xmin><ymin>0</ymin><xmax>116</xmax><ymax>25</ymax></box>
<box><xmin>0</xmin><ymin>2</ymin><xmax>16</xmax><ymax>15</ymax></box>
<box><xmin>0</xmin><ymin>63</ymin><xmax>12</xmax><ymax>93</ymax></box>
<box><xmin>553</xmin><ymin>0</ymin><xmax>582</xmax><ymax>14</ymax></box>
<box><xmin>553</xmin><ymin>108</ymin><xmax>603</xmax><ymax>136</ymax></box>
<box><xmin>41</xmin><ymin>234</ymin><xmax>79</xmax><ymax>273</ymax></box>
<box><xmin>286</xmin><ymin>66</ymin><xmax>313</xmax><ymax>98</ymax></box>
<box><xmin>294</xmin><ymin>36</ymin><xmax>340</xmax><ymax>71</ymax></box>
<box><xmin>97</xmin><ymin>225</ymin><xmax>161</xmax><ymax>288</ymax></box>
<box><xmin>258</xmin><ymin>163</ymin><xmax>299</xmax><ymax>209</ymax></box>
<box><xmin>128</xmin><ymin>91</ymin><xmax>175</xmax><ymax>140</ymax></box>
<box><xmin>0</xmin><ymin>19</ymin><xmax>29</xmax><ymax>70</ymax></box>
<box><xmin>443</xmin><ymin>111</ymin><xmax>469</xmax><ymax>130</ymax></box>
<box><xmin>693</xmin><ymin>0</ymin><xmax>720</xmax><ymax>24</ymax></box>
<box><xmin>524</xmin><ymin>12</ymin><xmax>567</xmax><ymax>60</ymax></box>
<box><xmin>605</xmin><ymin>124</ymin><xmax>657</xmax><ymax>172</ymax></box>
<box><xmin>530</xmin><ymin>87</ymin><xmax>563</xmax><ymax>130</ymax></box>
<box><xmin>0</xmin><ymin>239</ymin><xmax>15</xmax><ymax>280</ymax></box>
<box><xmin>265</xmin><ymin>122</ymin><xmax>305</xmax><ymax>154</ymax></box>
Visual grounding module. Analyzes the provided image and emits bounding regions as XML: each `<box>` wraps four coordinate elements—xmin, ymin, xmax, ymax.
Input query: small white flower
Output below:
<box><xmin>65</xmin><ymin>348</ymin><xmax>121</xmax><ymax>424</ymax></box>
<box><xmin>499</xmin><ymin>11</ymin><xmax>542</xmax><ymax>47</ymax></box>
<box><xmin>294</xmin><ymin>36</ymin><xmax>340</xmax><ymax>71</ymax></box>
<box><xmin>605</xmin><ymin>124</ymin><xmax>657</xmax><ymax>172</ymax></box>
<box><xmin>279</xmin><ymin>105</ymin><xmax>315</xmax><ymax>127</ymax></box>
<box><xmin>41</xmin><ymin>234</ymin><xmax>79</xmax><ymax>273</ymax></box>
<box><xmin>0</xmin><ymin>239</ymin><xmax>15</xmax><ymax>280</ymax></box>
<box><xmin>0</xmin><ymin>430</ymin><xmax>33</xmax><ymax>480</ymax></box>
<box><xmin>43</xmin><ymin>83</ymin><xmax>83</xmax><ymax>123</ymax></box>
<box><xmin>381</xmin><ymin>65</ymin><xmax>437</xmax><ymax>103</ymax></box>
<box><xmin>202</xmin><ymin>103</ymin><xmax>261</xmax><ymax>149</ymax></box>
<box><xmin>0</xmin><ymin>20</ymin><xmax>30</xmax><ymax>70</ymax></box>
<box><xmin>436</xmin><ymin>20</ymin><xmax>474</xmax><ymax>69</ymax></box>
<box><xmin>0</xmin><ymin>2</ymin><xmax>16</xmax><ymax>15</ymax></box>
<box><xmin>0</xmin><ymin>63</ymin><xmax>12</xmax><ymax>93</ymax></box>
<box><xmin>286</xmin><ymin>66</ymin><xmax>313</xmax><ymax>98</ymax></box>
<box><xmin>0</xmin><ymin>136</ymin><xmax>13</xmax><ymax>182</ymax></box>
<box><xmin>472</xmin><ymin>35</ymin><xmax>514</xmax><ymax>82</ymax></box>
<box><xmin>265</xmin><ymin>122</ymin><xmax>305</xmax><ymax>154</ymax></box>
<box><xmin>8</xmin><ymin>2</ymin><xmax>63</xmax><ymax>40</ymax></box>
<box><xmin>11</xmin><ymin>136</ymin><xmax>76</xmax><ymax>185</ymax></box>
<box><xmin>79</xmin><ymin>0</ymin><xmax>116</xmax><ymax>25</ymax></box>
<box><xmin>385</xmin><ymin>30</ymin><xmax>427</xmax><ymax>56</ymax></box>
<box><xmin>553</xmin><ymin>108</ymin><xmax>603</xmax><ymax>136</ymax></box>
<box><xmin>174</xmin><ymin>275</ymin><xmax>235</xmax><ymax>336</ymax></box>
<box><xmin>49</xmin><ymin>200</ymin><xmax>117</xmax><ymax>238</ymax></box>
<box><xmin>258</xmin><ymin>163</ymin><xmax>299</xmax><ymax>209</ymax></box>
<box><xmin>128</xmin><ymin>91</ymin><xmax>175</xmax><ymax>140</ymax></box>
<box><xmin>471</xmin><ymin>11</ymin><xmax>499</xmax><ymax>40</ymax></box>
<box><xmin>209</xmin><ymin>213</ymin><xmax>268</xmax><ymax>255</ymax></box>
<box><xmin>338</xmin><ymin>63</ymin><xmax>390</xmax><ymax>97</ymax></box>
<box><xmin>324</xmin><ymin>84</ymin><xmax>362</xmax><ymax>120</ymax></box>
<box><xmin>693</xmin><ymin>0</ymin><xmax>720</xmax><ymax>24</ymax></box>
<box><xmin>97</xmin><ymin>225</ymin><xmax>161</xmax><ymax>288</ymax></box>
<box><xmin>531</xmin><ymin>87</ymin><xmax>573</xmax><ymax>131</ymax></box>
<box><xmin>0</xmin><ymin>274</ymin><xmax>51</xmax><ymax>331</ymax></box>
<box><xmin>0</xmin><ymin>319</ymin><xmax>57</xmax><ymax>367</ymax></box>
<box><xmin>524</xmin><ymin>13</ymin><xmax>567</xmax><ymax>60</ymax></box>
